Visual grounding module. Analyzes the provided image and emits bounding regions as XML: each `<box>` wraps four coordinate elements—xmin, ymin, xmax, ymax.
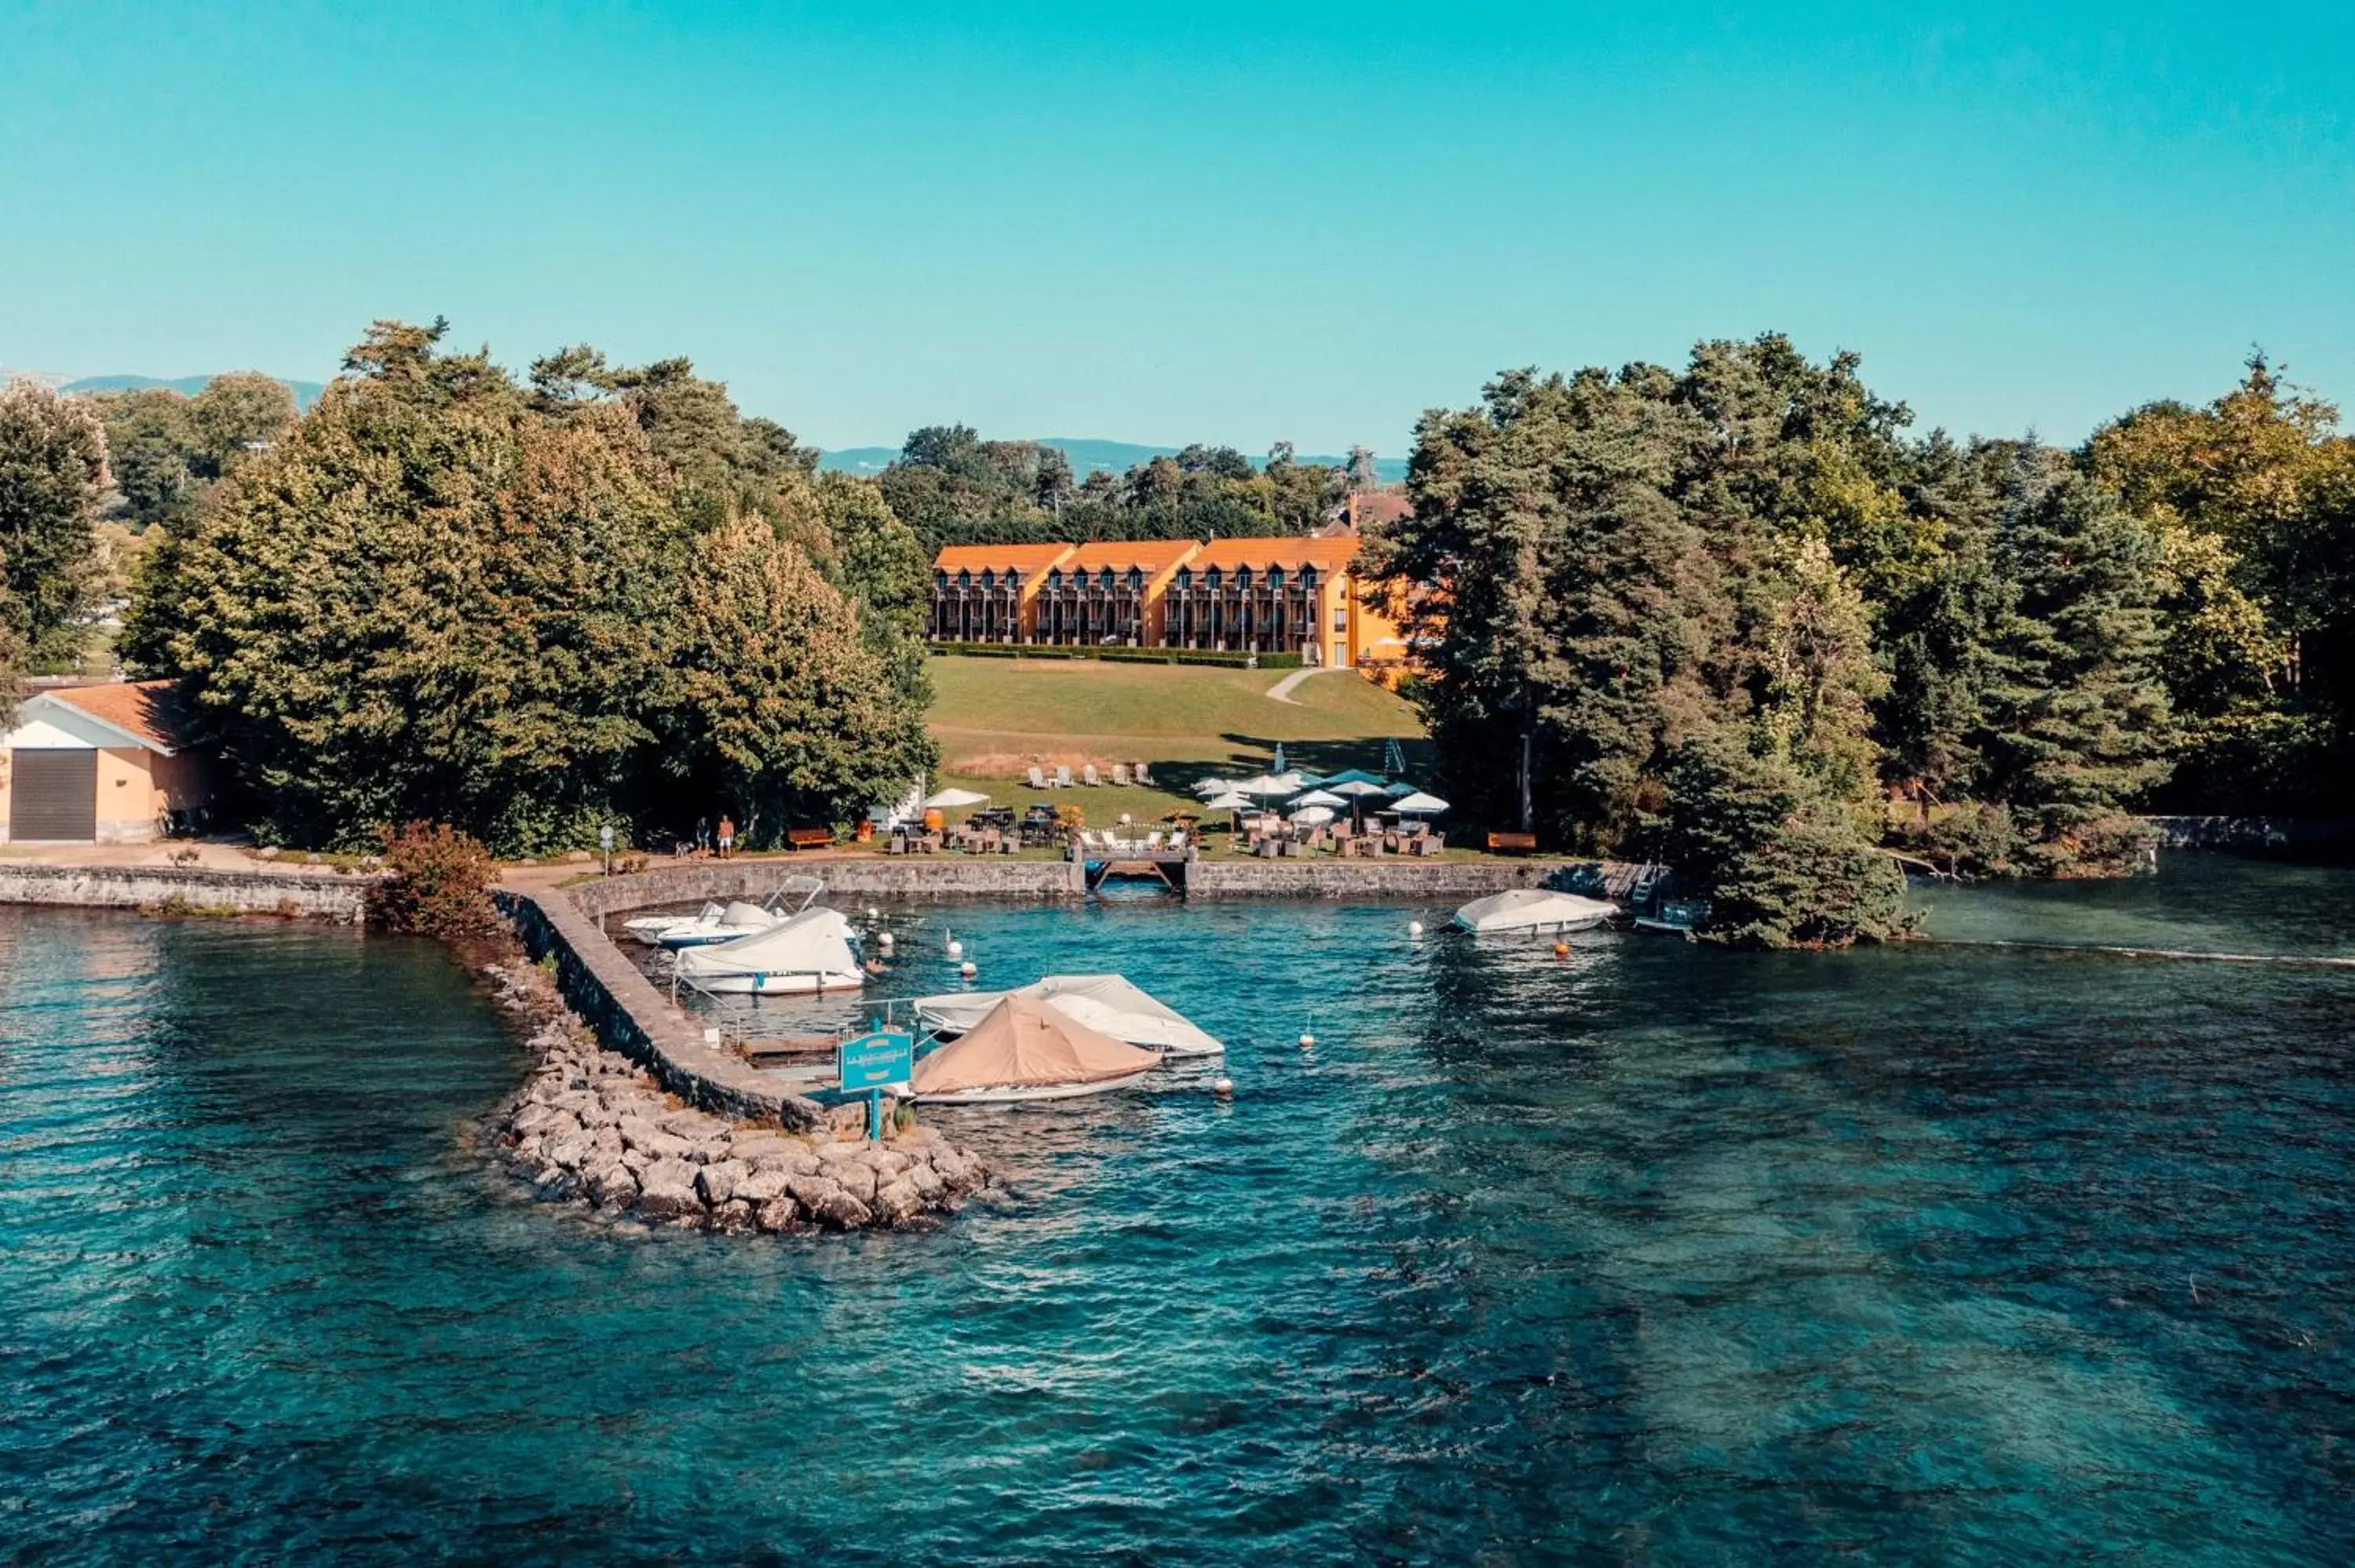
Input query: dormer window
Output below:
<box><xmin>1298</xmin><ymin>566</ymin><xmax>1316</xmax><ymax>589</ymax></box>
<box><xmin>1176</xmin><ymin>567</ymin><xmax>1192</xmax><ymax>590</ymax></box>
<box><xmin>957</xmin><ymin>569</ymin><xmax>971</xmax><ymax>589</ymax></box>
<box><xmin>1266</xmin><ymin>567</ymin><xmax>1284</xmax><ymax>589</ymax></box>
<box><xmin>980</xmin><ymin>569</ymin><xmax>995</xmax><ymax>589</ymax></box>
<box><xmin>1126</xmin><ymin>567</ymin><xmax>1143</xmax><ymax>590</ymax></box>
<box><xmin>1205</xmin><ymin>567</ymin><xmax>1221</xmax><ymax>589</ymax></box>
<box><xmin>1099</xmin><ymin>567</ymin><xmax>1116</xmax><ymax>590</ymax></box>
<box><xmin>1236</xmin><ymin>567</ymin><xmax>1252</xmax><ymax>589</ymax></box>
<box><xmin>1048</xmin><ymin>568</ymin><xmax>1063</xmax><ymax>589</ymax></box>
<box><xmin>935</xmin><ymin>570</ymin><xmax>947</xmax><ymax>589</ymax></box>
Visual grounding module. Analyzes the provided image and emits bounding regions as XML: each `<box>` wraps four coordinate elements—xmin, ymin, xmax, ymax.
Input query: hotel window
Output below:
<box><xmin>1127</xmin><ymin>567</ymin><xmax>1144</xmax><ymax>590</ymax></box>
<box><xmin>1266</xmin><ymin>567</ymin><xmax>1284</xmax><ymax>589</ymax></box>
<box><xmin>1236</xmin><ymin>568</ymin><xmax>1252</xmax><ymax>589</ymax></box>
<box><xmin>1298</xmin><ymin>567</ymin><xmax>1317</xmax><ymax>589</ymax></box>
<box><xmin>1176</xmin><ymin>567</ymin><xmax>1192</xmax><ymax>589</ymax></box>
<box><xmin>934</xmin><ymin>570</ymin><xmax>947</xmax><ymax>589</ymax></box>
<box><xmin>1331</xmin><ymin>609</ymin><xmax>1347</xmax><ymax>631</ymax></box>
<box><xmin>1048</xmin><ymin>568</ymin><xmax>1063</xmax><ymax>589</ymax></box>
<box><xmin>980</xmin><ymin>569</ymin><xmax>995</xmax><ymax>589</ymax></box>
<box><xmin>1100</xmin><ymin>568</ymin><xmax>1116</xmax><ymax>590</ymax></box>
<box><xmin>957</xmin><ymin>570</ymin><xmax>971</xmax><ymax>588</ymax></box>
<box><xmin>1205</xmin><ymin>568</ymin><xmax>1221</xmax><ymax>589</ymax></box>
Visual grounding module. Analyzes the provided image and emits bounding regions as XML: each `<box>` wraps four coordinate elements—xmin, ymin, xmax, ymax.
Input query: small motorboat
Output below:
<box><xmin>673</xmin><ymin>905</ymin><xmax>866</xmax><ymax>994</ymax></box>
<box><xmin>908</xmin><ymin>974</ymin><xmax>1225</xmax><ymax>1058</ymax></box>
<box><xmin>910</xmin><ymin>995</ymin><xmax>1159</xmax><ymax>1104</ymax></box>
<box><xmin>1453</xmin><ymin>888</ymin><xmax>1620</xmax><ymax>935</ymax></box>
<box><xmin>1634</xmin><ymin>899</ymin><xmax>1710</xmax><ymax>937</ymax></box>
<box><xmin>625</xmin><ymin>901</ymin><xmax>726</xmax><ymax>946</ymax></box>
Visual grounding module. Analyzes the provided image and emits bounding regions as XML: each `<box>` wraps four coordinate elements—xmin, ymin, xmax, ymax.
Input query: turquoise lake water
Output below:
<box><xmin>5</xmin><ymin>856</ymin><xmax>2353</xmax><ymax>1563</ymax></box>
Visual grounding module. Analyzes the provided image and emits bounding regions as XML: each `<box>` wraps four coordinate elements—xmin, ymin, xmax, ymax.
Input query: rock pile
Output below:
<box><xmin>480</xmin><ymin>965</ymin><xmax>986</xmax><ymax>1234</ymax></box>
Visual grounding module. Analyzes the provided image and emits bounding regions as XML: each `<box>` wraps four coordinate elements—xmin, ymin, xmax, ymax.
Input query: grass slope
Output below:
<box><xmin>926</xmin><ymin>655</ymin><xmax>1427</xmax><ymax>824</ymax></box>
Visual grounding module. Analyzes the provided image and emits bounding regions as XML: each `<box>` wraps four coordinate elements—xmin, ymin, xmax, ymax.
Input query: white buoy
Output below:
<box><xmin>947</xmin><ymin>938</ymin><xmax>963</xmax><ymax>959</ymax></box>
<box><xmin>1298</xmin><ymin>1030</ymin><xmax>1316</xmax><ymax>1048</ymax></box>
<box><xmin>1212</xmin><ymin>1078</ymin><xmax>1235</xmax><ymax>1099</ymax></box>
<box><xmin>1408</xmin><ymin>921</ymin><xmax>1425</xmax><ymax>939</ymax></box>
<box><xmin>961</xmin><ymin>959</ymin><xmax>978</xmax><ymax>979</ymax></box>
<box><xmin>866</xmin><ymin>906</ymin><xmax>879</xmax><ymax>921</ymax></box>
<box><xmin>877</xmin><ymin>932</ymin><xmax>895</xmax><ymax>954</ymax></box>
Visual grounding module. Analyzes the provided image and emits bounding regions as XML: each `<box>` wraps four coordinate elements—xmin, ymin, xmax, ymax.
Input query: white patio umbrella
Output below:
<box><xmin>1192</xmin><ymin>776</ymin><xmax>1235</xmax><ymax>797</ymax></box>
<box><xmin>1327</xmin><ymin>776</ymin><xmax>1389</xmax><ymax>829</ymax></box>
<box><xmin>1291</xmin><ymin>788</ymin><xmax>1346</xmax><ymax>809</ymax></box>
<box><xmin>1288</xmin><ymin>804</ymin><xmax>1336</xmax><ymax>826</ymax></box>
<box><xmin>1391</xmin><ymin>790</ymin><xmax>1451</xmax><ymax>815</ymax></box>
<box><xmin>1232</xmin><ymin>774</ymin><xmax>1294</xmax><ymax>801</ymax></box>
<box><xmin>1201</xmin><ymin>790</ymin><xmax>1252</xmax><ymax>811</ymax></box>
<box><xmin>923</xmin><ymin>787</ymin><xmax>990</xmax><ymax>809</ymax></box>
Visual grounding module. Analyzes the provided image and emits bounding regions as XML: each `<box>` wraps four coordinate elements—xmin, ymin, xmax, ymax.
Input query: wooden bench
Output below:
<box><xmin>785</xmin><ymin>827</ymin><xmax>833</xmax><ymax>851</ymax></box>
<box><xmin>1486</xmin><ymin>831</ymin><xmax>1539</xmax><ymax>855</ymax></box>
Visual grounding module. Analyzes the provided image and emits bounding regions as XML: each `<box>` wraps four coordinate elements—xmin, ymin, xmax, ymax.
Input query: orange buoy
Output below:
<box><xmin>1553</xmin><ymin>941</ymin><xmax>1570</xmax><ymax>960</ymax></box>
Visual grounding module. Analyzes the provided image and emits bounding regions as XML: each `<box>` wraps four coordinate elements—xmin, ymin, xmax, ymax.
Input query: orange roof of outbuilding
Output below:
<box><xmin>933</xmin><ymin>543</ymin><xmax>1075</xmax><ymax>574</ymax></box>
<box><xmin>43</xmin><ymin>679</ymin><xmax>184</xmax><ymax>753</ymax></box>
<box><xmin>1188</xmin><ymin>536</ymin><xmax>1365</xmax><ymax>573</ymax></box>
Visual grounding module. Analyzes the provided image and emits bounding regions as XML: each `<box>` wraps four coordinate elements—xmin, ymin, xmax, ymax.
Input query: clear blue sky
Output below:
<box><xmin>3</xmin><ymin>2</ymin><xmax>2349</xmax><ymax>455</ymax></box>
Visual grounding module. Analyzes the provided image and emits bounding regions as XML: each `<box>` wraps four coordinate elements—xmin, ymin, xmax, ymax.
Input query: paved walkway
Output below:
<box><xmin>1265</xmin><ymin>665</ymin><xmax>1347</xmax><ymax>704</ymax></box>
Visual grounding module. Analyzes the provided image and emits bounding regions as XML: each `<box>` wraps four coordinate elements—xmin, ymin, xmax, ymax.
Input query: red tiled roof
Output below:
<box><xmin>1189</xmin><ymin>536</ymin><xmax>1364</xmax><ymax>573</ymax></box>
<box><xmin>934</xmin><ymin>543</ymin><xmax>1075</xmax><ymax>573</ymax></box>
<box><xmin>1064</xmin><ymin>539</ymin><xmax>1199</xmax><ymax>572</ymax></box>
<box><xmin>44</xmin><ymin>679</ymin><xmax>183</xmax><ymax>753</ymax></box>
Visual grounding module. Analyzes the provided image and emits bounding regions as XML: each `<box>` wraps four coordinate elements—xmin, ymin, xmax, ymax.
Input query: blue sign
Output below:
<box><xmin>838</xmin><ymin>1030</ymin><xmax>913</xmax><ymax>1092</ymax></box>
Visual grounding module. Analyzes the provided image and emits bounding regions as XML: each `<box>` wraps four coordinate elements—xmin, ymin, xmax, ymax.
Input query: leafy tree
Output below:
<box><xmin>1648</xmin><ymin>728</ymin><xmax>1908</xmax><ymax>949</ymax></box>
<box><xmin>89</xmin><ymin>388</ymin><xmax>203</xmax><ymax>527</ymax></box>
<box><xmin>812</xmin><ymin>471</ymin><xmax>937</xmax><ymax>763</ymax></box>
<box><xmin>0</xmin><ymin>382</ymin><xmax>108</xmax><ymax>672</ymax></box>
<box><xmin>188</xmin><ymin>373</ymin><xmax>296</xmax><ymax>475</ymax></box>
<box><xmin>668</xmin><ymin>510</ymin><xmax>924</xmax><ymax>840</ymax></box>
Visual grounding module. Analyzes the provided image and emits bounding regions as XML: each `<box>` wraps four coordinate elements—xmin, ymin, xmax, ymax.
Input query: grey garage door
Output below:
<box><xmin>9</xmin><ymin>749</ymin><xmax>98</xmax><ymax>841</ymax></box>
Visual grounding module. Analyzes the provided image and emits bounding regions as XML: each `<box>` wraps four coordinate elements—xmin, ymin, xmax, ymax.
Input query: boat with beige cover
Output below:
<box><xmin>910</xmin><ymin>995</ymin><xmax>1161</xmax><ymax>1104</ymax></box>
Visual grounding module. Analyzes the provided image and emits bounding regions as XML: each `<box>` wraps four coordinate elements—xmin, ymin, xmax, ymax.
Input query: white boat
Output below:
<box><xmin>1452</xmin><ymin>888</ymin><xmax>1620</xmax><ymax>935</ymax></box>
<box><xmin>673</xmin><ymin>906</ymin><xmax>866</xmax><ymax>994</ymax></box>
<box><xmin>629</xmin><ymin>875</ymin><xmax>828</xmax><ymax>949</ymax></box>
<box><xmin>907</xmin><ymin>974</ymin><xmax>1226</xmax><ymax>1058</ymax></box>
<box><xmin>911</xmin><ymin>995</ymin><xmax>1161</xmax><ymax>1104</ymax></box>
<box><xmin>624</xmin><ymin>901</ymin><xmax>726</xmax><ymax>946</ymax></box>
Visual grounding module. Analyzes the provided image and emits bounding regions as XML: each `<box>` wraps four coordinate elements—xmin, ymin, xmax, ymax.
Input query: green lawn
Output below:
<box><xmin>926</xmin><ymin>654</ymin><xmax>1430</xmax><ymax>825</ymax></box>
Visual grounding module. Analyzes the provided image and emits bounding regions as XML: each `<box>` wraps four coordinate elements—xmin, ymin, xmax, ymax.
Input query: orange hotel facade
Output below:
<box><xmin>930</xmin><ymin>535</ymin><xmax>1411</xmax><ymax>673</ymax></box>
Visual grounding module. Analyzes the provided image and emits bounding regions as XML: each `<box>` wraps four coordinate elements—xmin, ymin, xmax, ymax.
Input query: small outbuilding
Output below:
<box><xmin>1</xmin><ymin>680</ymin><xmax>214</xmax><ymax>844</ymax></box>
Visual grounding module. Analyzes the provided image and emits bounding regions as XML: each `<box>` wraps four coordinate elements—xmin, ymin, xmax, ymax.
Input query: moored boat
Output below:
<box><xmin>1452</xmin><ymin>888</ymin><xmax>1620</xmax><ymax>935</ymax></box>
<box><xmin>908</xmin><ymin>974</ymin><xmax>1225</xmax><ymax>1058</ymax></box>
<box><xmin>910</xmin><ymin>995</ymin><xmax>1161</xmax><ymax>1103</ymax></box>
<box><xmin>673</xmin><ymin>906</ymin><xmax>866</xmax><ymax>994</ymax></box>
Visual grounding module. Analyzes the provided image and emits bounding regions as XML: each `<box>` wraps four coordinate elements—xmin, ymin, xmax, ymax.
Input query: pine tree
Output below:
<box><xmin>1981</xmin><ymin>469</ymin><xmax>2172</xmax><ymax>872</ymax></box>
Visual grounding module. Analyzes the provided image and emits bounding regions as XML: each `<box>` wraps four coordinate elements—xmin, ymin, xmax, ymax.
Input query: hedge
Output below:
<box><xmin>929</xmin><ymin>642</ymin><xmax>1303</xmax><ymax>670</ymax></box>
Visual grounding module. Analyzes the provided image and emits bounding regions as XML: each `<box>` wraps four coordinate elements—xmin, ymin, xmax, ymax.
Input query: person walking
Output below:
<box><xmin>716</xmin><ymin>814</ymin><xmax>736</xmax><ymax>859</ymax></box>
<box><xmin>693</xmin><ymin>816</ymin><xmax>711</xmax><ymax>857</ymax></box>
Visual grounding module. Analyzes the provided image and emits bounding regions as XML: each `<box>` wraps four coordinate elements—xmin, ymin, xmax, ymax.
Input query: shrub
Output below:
<box><xmin>367</xmin><ymin>820</ymin><xmax>499</xmax><ymax>937</ymax></box>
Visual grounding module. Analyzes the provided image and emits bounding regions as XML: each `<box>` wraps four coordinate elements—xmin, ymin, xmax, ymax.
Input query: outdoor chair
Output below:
<box><xmin>1255</xmin><ymin>838</ymin><xmax>1280</xmax><ymax>859</ymax></box>
<box><xmin>1083</xmin><ymin>764</ymin><xmax>1101</xmax><ymax>786</ymax></box>
<box><xmin>1112</xmin><ymin>763</ymin><xmax>1133</xmax><ymax>786</ymax></box>
<box><xmin>1147</xmin><ymin>830</ymin><xmax>1165</xmax><ymax>849</ymax></box>
<box><xmin>885</xmin><ymin>835</ymin><xmax>906</xmax><ymax>855</ymax></box>
<box><xmin>1028</xmin><ymin>766</ymin><xmax>1048</xmax><ymax>790</ymax></box>
<box><xmin>1134</xmin><ymin>761</ymin><xmax>1153</xmax><ymax>785</ymax></box>
<box><xmin>1055</xmin><ymin>765</ymin><xmax>1074</xmax><ymax>789</ymax></box>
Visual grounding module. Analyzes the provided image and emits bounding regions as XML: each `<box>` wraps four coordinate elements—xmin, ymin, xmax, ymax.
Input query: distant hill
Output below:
<box><xmin>820</xmin><ymin>436</ymin><xmax>1407</xmax><ymax>486</ymax></box>
<box><xmin>56</xmin><ymin>373</ymin><xmax>326</xmax><ymax>410</ymax></box>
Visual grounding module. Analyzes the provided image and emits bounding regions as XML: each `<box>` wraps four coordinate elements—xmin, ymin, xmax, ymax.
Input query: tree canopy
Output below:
<box><xmin>0</xmin><ymin>382</ymin><xmax>109</xmax><ymax>678</ymax></box>
<box><xmin>116</xmin><ymin>321</ymin><xmax>933</xmax><ymax>854</ymax></box>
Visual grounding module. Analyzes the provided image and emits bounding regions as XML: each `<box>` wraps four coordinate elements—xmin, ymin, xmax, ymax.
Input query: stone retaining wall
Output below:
<box><xmin>566</xmin><ymin>857</ymin><xmax>1085</xmax><ymax>919</ymax></box>
<box><xmin>499</xmin><ymin>887</ymin><xmax>827</xmax><ymax>1130</ymax></box>
<box><xmin>0</xmin><ymin>862</ymin><xmax>371</xmax><ymax>921</ymax></box>
<box><xmin>1184</xmin><ymin>858</ymin><xmax>1582</xmax><ymax>899</ymax></box>
<box><xmin>2144</xmin><ymin>815</ymin><xmax>2355</xmax><ymax>854</ymax></box>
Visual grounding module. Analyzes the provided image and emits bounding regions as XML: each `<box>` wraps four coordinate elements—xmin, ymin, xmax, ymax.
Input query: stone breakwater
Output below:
<box><xmin>481</xmin><ymin>962</ymin><xmax>987</xmax><ymax>1234</ymax></box>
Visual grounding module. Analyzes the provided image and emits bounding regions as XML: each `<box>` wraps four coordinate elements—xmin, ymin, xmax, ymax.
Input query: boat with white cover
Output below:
<box><xmin>673</xmin><ymin>905</ymin><xmax>865</xmax><ymax>994</ymax></box>
<box><xmin>910</xmin><ymin>995</ymin><xmax>1159</xmax><ymax>1103</ymax></box>
<box><xmin>1452</xmin><ymin>888</ymin><xmax>1620</xmax><ymax>935</ymax></box>
<box><xmin>627</xmin><ymin>876</ymin><xmax>827</xmax><ymax>948</ymax></box>
<box><xmin>907</xmin><ymin>974</ymin><xmax>1226</xmax><ymax>1058</ymax></box>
